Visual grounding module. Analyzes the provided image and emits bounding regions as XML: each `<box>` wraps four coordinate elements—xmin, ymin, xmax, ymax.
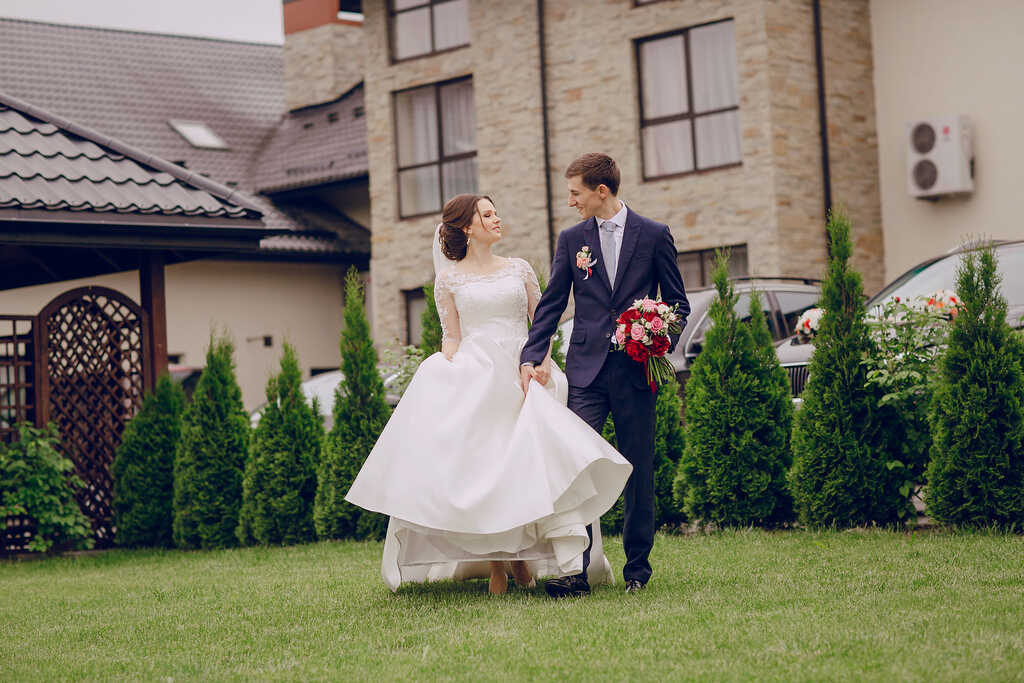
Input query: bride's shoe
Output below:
<box><xmin>511</xmin><ymin>561</ymin><xmax>536</xmax><ymax>589</ymax></box>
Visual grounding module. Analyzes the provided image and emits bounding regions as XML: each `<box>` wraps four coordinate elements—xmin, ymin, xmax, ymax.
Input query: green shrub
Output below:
<box><xmin>172</xmin><ymin>335</ymin><xmax>250</xmax><ymax>549</ymax></box>
<box><xmin>0</xmin><ymin>423</ymin><xmax>93</xmax><ymax>552</ymax></box>
<box><xmin>419</xmin><ymin>281</ymin><xmax>443</xmax><ymax>356</ymax></box>
<box><xmin>237</xmin><ymin>343</ymin><xmax>322</xmax><ymax>546</ymax></box>
<box><xmin>315</xmin><ymin>269</ymin><xmax>392</xmax><ymax>541</ymax></box>
<box><xmin>927</xmin><ymin>245</ymin><xmax>1024</xmax><ymax>527</ymax></box>
<box><xmin>673</xmin><ymin>253</ymin><xmax>793</xmax><ymax>528</ymax></box>
<box><xmin>600</xmin><ymin>375</ymin><xmax>687</xmax><ymax>535</ymax></box>
<box><xmin>111</xmin><ymin>375</ymin><xmax>185</xmax><ymax>548</ymax></box>
<box><xmin>789</xmin><ymin>210</ymin><xmax>910</xmax><ymax>527</ymax></box>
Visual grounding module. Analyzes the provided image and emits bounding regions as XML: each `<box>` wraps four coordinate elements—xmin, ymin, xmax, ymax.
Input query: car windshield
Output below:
<box><xmin>870</xmin><ymin>243</ymin><xmax>1024</xmax><ymax>307</ymax></box>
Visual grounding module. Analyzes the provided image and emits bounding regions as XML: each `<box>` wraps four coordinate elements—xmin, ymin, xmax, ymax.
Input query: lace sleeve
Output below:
<box><xmin>517</xmin><ymin>258</ymin><xmax>543</xmax><ymax>323</ymax></box>
<box><xmin>434</xmin><ymin>271</ymin><xmax>461</xmax><ymax>344</ymax></box>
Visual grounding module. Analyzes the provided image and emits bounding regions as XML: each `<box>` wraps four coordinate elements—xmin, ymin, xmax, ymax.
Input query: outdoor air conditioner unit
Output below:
<box><xmin>906</xmin><ymin>115</ymin><xmax>974</xmax><ymax>199</ymax></box>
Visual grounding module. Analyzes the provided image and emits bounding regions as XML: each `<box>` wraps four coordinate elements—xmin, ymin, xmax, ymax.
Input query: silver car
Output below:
<box><xmin>778</xmin><ymin>239</ymin><xmax>1024</xmax><ymax>402</ymax></box>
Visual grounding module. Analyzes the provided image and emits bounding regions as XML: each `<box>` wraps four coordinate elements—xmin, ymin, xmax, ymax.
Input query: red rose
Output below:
<box><xmin>626</xmin><ymin>340</ymin><xmax>650</xmax><ymax>363</ymax></box>
<box><xmin>643</xmin><ymin>310</ymin><xmax>657</xmax><ymax>322</ymax></box>
<box><xmin>650</xmin><ymin>335</ymin><xmax>670</xmax><ymax>357</ymax></box>
<box><xmin>620</xmin><ymin>308</ymin><xmax>640</xmax><ymax>324</ymax></box>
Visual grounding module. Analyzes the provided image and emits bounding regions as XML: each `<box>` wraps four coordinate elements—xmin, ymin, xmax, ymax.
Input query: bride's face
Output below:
<box><xmin>466</xmin><ymin>199</ymin><xmax>503</xmax><ymax>246</ymax></box>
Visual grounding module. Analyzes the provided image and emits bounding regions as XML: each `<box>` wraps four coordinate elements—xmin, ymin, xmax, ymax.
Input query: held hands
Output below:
<box><xmin>519</xmin><ymin>360</ymin><xmax>551</xmax><ymax>395</ymax></box>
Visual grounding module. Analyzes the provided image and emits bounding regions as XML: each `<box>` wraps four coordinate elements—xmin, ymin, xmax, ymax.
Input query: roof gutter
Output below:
<box><xmin>812</xmin><ymin>0</ymin><xmax>833</xmax><ymax>254</ymax></box>
<box><xmin>537</xmin><ymin>0</ymin><xmax>555</xmax><ymax>263</ymax></box>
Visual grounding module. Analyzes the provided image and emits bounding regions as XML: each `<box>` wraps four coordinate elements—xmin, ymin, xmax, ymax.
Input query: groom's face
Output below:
<box><xmin>566</xmin><ymin>175</ymin><xmax>605</xmax><ymax>221</ymax></box>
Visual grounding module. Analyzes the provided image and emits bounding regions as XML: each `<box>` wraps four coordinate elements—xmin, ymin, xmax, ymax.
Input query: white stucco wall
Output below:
<box><xmin>871</xmin><ymin>0</ymin><xmax>1024</xmax><ymax>281</ymax></box>
<box><xmin>0</xmin><ymin>259</ymin><xmax>345</xmax><ymax>411</ymax></box>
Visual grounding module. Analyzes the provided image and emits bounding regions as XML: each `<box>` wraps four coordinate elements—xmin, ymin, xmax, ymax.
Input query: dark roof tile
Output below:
<box><xmin>0</xmin><ymin>98</ymin><xmax>254</xmax><ymax>218</ymax></box>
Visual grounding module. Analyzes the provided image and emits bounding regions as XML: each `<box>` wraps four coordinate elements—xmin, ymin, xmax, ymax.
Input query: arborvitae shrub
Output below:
<box><xmin>172</xmin><ymin>335</ymin><xmax>250</xmax><ymax>549</ymax></box>
<box><xmin>927</xmin><ymin>245</ymin><xmax>1024</xmax><ymax>527</ymax></box>
<box><xmin>237</xmin><ymin>343</ymin><xmax>322</xmax><ymax>545</ymax></box>
<box><xmin>111</xmin><ymin>374</ymin><xmax>185</xmax><ymax>547</ymax></box>
<box><xmin>315</xmin><ymin>268</ymin><xmax>392</xmax><ymax>540</ymax></box>
<box><xmin>789</xmin><ymin>210</ymin><xmax>909</xmax><ymax>527</ymax></box>
<box><xmin>673</xmin><ymin>253</ymin><xmax>794</xmax><ymax>528</ymax></box>
<box><xmin>419</xmin><ymin>281</ymin><xmax>443</xmax><ymax>356</ymax></box>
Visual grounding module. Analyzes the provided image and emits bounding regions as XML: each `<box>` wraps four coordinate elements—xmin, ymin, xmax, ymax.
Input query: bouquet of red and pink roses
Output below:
<box><xmin>613</xmin><ymin>298</ymin><xmax>684</xmax><ymax>393</ymax></box>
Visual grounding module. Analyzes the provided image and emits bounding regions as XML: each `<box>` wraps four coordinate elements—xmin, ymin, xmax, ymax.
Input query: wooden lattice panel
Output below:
<box><xmin>0</xmin><ymin>315</ymin><xmax>36</xmax><ymax>444</ymax></box>
<box><xmin>40</xmin><ymin>288</ymin><xmax>149</xmax><ymax>547</ymax></box>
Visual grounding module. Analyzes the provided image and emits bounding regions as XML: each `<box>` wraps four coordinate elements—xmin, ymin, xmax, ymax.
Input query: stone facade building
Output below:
<box><xmin>284</xmin><ymin>0</ymin><xmax>883</xmax><ymax>346</ymax></box>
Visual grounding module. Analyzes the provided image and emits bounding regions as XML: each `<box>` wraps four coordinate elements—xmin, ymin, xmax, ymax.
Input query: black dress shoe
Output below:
<box><xmin>544</xmin><ymin>574</ymin><xmax>590</xmax><ymax>598</ymax></box>
<box><xmin>624</xmin><ymin>579</ymin><xmax>646</xmax><ymax>594</ymax></box>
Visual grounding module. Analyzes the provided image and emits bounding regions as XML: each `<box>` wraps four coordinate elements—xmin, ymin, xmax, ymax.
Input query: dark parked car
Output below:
<box><xmin>778</xmin><ymin>239</ymin><xmax>1024</xmax><ymax>403</ymax></box>
<box><xmin>559</xmin><ymin>277</ymin><xmax>822</xmax><ymax>391</ymax></box>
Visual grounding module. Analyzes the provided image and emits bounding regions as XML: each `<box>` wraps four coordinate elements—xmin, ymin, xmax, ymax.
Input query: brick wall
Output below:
<box><xmin>356</xmin><ymin>0</ymin><xmax>883</xmax><ymax>344</ymax></box>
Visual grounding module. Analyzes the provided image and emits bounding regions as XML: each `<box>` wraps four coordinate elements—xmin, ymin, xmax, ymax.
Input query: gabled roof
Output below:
<box><xmin>251</xmin><ymin>85</ymin><xmax>369</xmax><ymax>194</ymax></box>
<box><xmin>0</xmin><ymin>17</ymin><xmax>369</xmax><ymax>258</ymax></box>
<box><xmin>0</xmin><ymin>93</ymin><xmax>261</xmax><ymax>222</ymax></box>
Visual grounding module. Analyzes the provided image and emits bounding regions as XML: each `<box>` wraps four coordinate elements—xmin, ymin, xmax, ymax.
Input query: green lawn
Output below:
<box><xmin>2</xmin><ymin>529</ymin><xmax>1022</xmax><ymax>681</ymax></box>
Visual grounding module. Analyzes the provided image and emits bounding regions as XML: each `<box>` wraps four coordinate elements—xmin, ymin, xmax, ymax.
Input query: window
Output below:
<box><xmin>404</xmin><ymin>288</ymin><xmax>427</xmax><ymax>345</ymax></box>
<box><xmin>168</xmin><ymin>120</ymin><xmax>229</xmax><ymax>150</ymax></box>
<box><xmin>389</xmin><ymin>0</ymin><xmax>469</xmax><ymax>62</ymax></box>
<box><xmin>394</xmin><ymin>77</ymin><xmax>478</xmax><ymax>218</ymax></box>
<box><xmin>636</xmin><ymin>19</ymin><xmax>741</xmax><ymax>179</ymax></box>
<box><xmin>677</xmin><ymin>244</ymin><xmax>748</xmax><ymax>288</ymax></box>
<box><xmin>776</xmin><ymin>291</ymin><xmax>821</xmax><ymax>338</ymax></box>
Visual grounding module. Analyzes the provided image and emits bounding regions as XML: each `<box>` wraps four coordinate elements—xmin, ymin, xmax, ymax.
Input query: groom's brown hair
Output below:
<box><xmin>565</xmin><ymin>153</ymin><xmax>620</xmax><ymax>195</ymax></box>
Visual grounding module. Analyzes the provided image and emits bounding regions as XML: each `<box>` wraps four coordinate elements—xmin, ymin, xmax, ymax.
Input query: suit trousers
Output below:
<box><xmin>568</xmin><ymin>350</ymin><xmax>657</xmax><ymax>584</ymax></box>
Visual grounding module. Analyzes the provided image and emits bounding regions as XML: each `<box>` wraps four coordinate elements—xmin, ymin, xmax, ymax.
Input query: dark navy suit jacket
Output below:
<box><xmin>521</xmin><ymin>207</ymin><xmax>690</xmax><ymax>388</ymax></box>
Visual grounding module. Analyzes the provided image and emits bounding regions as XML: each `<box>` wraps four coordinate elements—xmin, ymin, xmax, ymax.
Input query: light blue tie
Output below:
<box><xmin>600</xmin><ymin>220</ymin><xmax>618</xmax><ymax>287</ymax></box>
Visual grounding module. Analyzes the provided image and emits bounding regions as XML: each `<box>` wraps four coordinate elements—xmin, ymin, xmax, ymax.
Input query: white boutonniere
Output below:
<box><xmin>576</xmin><ymin>246</ymin><xmax>594</xmax><ymax>280</ymax></box>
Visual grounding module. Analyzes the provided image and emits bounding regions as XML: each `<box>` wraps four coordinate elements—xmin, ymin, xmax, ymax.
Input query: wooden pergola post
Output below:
<box><xmin>139</xmin><ymin>252</ymin><xmax>168</xmax><ymax>387</ymax></box>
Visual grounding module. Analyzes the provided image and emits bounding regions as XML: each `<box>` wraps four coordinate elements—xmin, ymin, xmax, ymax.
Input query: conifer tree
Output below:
<box><xmin>419</xmin><ymin>281</ymin><xmax>443</xmax><ymax>355</ymax></box>
<box><xmin>111</xmin><ymin>374</ymin><xmax>185</xmax><ymax>547</ymax></box>
<box><xmin>237</xmin><ymin>343</ymin><xmax>322</xmax><ymax>545</ymax></box>
<box><xmin>315</xmin><ymin>269</ymin><xmax>392</xmax><ymax>540</ymax></box>
<box><xmin>927</xmin><ymin>245</ymin><xmax>1024</xmax><ymax>527</ymax></box>
<box><xmin>172</xmin><ymin>335</ymin><xmax>250</xmax><ymax>549</ymax></box>
<box><xmin>789</xmin><ymin>211</ymin><xmax>909</xmax><ymax>527</ymax></box>
<box><xmin>673</xmin><ymin>253</ymin><xmax>793</xmax><ymax>527</ymax></box>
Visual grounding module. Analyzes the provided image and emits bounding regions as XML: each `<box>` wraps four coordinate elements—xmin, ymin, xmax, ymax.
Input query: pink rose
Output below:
<box><xmin>649</xmin><ymin>316</ymin><xmax>664</xmax><ymax>333</ymax></box>
<box><xmin>615</xmin><ymin>328</ymin><xmax>626</xmax><ymax>344</ymax></box>
<box><xmin>630</xmin><ymin>323</ymin><xmax>645</xmax><ymax>340</ymax></box>
<box><xmin>641</xmin><ymin>298</ymin><xmax>657</xmax><ymax>312</ymax></box>
<box><xmin>576</xmin><ymin>256</ymin><xmax>587</xmax><ymax>268</ymax></box>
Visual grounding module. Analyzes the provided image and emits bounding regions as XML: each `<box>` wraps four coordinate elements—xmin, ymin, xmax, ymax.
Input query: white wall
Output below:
<box><xmin>871</xmin><ymin>0</ymin><xmax>1024</xmax><ymax>281</ymax></box>
<box><xmin>0</xmin><ymin>260</ymin><xmax>345</xmax><ymax>411</ymax></box>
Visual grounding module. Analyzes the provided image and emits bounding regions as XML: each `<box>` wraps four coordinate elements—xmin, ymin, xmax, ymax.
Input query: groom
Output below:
<box><xmin>521</xmin><ymin>153</ymin><xmax>689</xmax><ymax>597</ymax></box>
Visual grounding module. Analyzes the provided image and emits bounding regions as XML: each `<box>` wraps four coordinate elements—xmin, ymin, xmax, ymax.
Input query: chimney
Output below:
<box><xmin>282</xmin><ymin>0</ymin><xmax>364</xmax><ymax>111</ymax></box>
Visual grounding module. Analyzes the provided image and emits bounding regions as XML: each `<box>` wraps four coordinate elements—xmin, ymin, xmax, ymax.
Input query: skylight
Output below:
<box><xmin>168</xmin><ymin>120</ymin><xmax>229</xmax><ymax>150</ymax></box>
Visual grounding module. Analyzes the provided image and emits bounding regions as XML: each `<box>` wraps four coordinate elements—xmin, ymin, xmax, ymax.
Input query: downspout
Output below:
<box><xmin>537</xmin><ymin>0</ymin><xmax>555</xmax><ymax>262</ymax></box>
<box><xmin>812</xmin><ymin>0</ymin><xmax>833</xmax><ymax>252</ymax></box>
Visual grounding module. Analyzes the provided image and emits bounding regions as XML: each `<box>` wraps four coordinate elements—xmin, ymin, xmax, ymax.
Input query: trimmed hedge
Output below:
<box><xmin>111</xmin><ymin>374</ymin><xmax>185</xmax><ymax>548</ymax></box>
<box><xmin>314</xmin><ymin>269</ymin><xmax>392</xmax><ymax>540</ymax></box>
<box><xmin>927</xmin><ymin>245</ymin><xmax>1024</xmax><ymax>527</ymax></box>
<box><xmin>789</xmin><ymin>210</ymin><xmax>909</xmax><ymax>527</ymax></box>
<box><xmin>237</xmin><ymin>343</ymin><xmax>322</xmax><ymax>545</ymax></box>
<box><xmin>674</xmin><ymin>253</ymin><xmax>793</xmax><ymax>528</ymax></box>
<box><xmin>172</xmin><ymin>335</ymin><xmax>250</xmax><ymax>549</ymax></box>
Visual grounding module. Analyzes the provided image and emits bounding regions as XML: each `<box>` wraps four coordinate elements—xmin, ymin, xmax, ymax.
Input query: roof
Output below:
<box><xmin>0</xmin><ymin>93</ymin><xmax>262</xmax><ymax>222</ymax></box>
<box><xmin>251</xmin><ymin>85</ymin><xmax>369</xmax><ymax>194</ymax></box>
<box><xmin>0</xmin><ymin>17</ymin><xmax>368</xmax><ymax>257</ymax></box>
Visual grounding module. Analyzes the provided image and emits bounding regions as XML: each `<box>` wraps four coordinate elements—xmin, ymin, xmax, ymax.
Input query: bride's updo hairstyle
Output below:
<box><xmin>439</xmin><ymin>193</ymin><xmax>492</xmax><ymax>261</ymax></box>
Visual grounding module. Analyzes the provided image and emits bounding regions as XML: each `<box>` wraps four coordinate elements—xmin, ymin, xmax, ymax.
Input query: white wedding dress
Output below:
<box><xmin>345</xmin><ymin>256</ymin><xmax>632</xmax><ymax>592</ymax></box>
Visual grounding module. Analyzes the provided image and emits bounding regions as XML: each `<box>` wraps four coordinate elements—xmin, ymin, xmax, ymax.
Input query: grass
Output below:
<box><xmin>2</xmin><ymin>529</ymin><xmax>1022</xmax><ymax>681</ymax></box>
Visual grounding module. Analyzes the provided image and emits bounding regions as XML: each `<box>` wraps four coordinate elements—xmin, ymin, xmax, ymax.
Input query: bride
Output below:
<box><xmin>345</xmin><ymin>194</ymin><xmax>631</xmax><ymax>594</ymax></box>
